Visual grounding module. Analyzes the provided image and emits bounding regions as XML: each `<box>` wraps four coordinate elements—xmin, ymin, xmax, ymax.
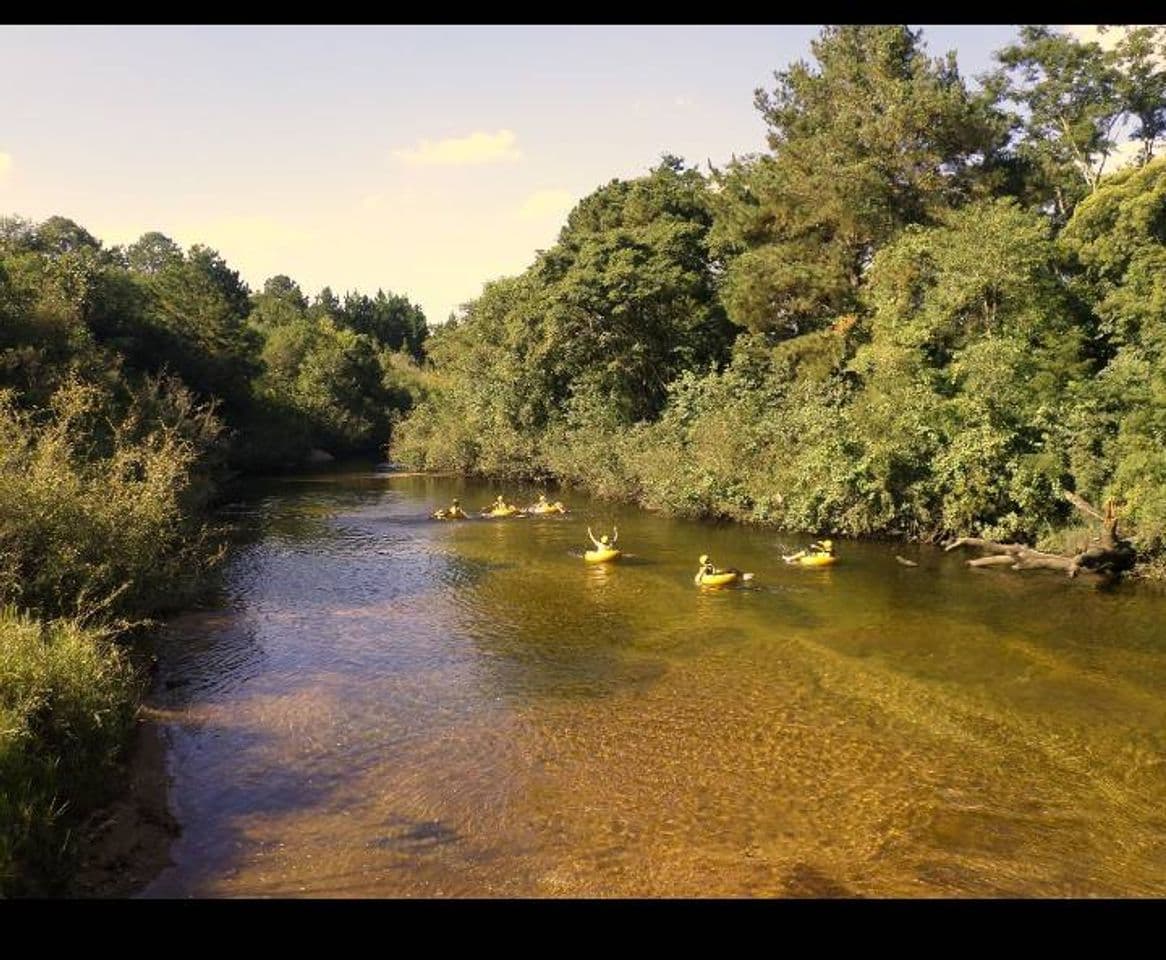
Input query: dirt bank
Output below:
<box><xmin>69</xmin><ymin>710</ymin><xmax>177</xmax><ymax>898</ymax></box>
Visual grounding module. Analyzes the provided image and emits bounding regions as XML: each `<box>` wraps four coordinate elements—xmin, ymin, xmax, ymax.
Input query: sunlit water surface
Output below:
<box><xmin>142</xmin><ymin>466</ymin><xmax>1166</xmax><ymax>897</ymax></box>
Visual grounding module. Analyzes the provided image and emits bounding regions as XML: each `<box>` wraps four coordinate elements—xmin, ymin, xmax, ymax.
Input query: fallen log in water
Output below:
<box><xmin>944</xmin><ymin>496</ymin><xmax>1137</xmax><ymax>580</ymax></box>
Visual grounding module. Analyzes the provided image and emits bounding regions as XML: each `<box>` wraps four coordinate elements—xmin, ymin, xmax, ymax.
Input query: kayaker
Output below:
<box><xmin>587</xmin><ymin>526</ymin><xmax>618</xmax><ymax>551</ymax></box>
<box><xmin>785</xmin><ymin>539</ymin><xmax>835</xmax><ymax>562</ymax></box>
<box><xmin>536</xmin><ymin>494</ymin><xmax>549</xmax><ymax>509</ymax></box>
<box><xmin>694</xmin><ymin>553</ymin><xmax>718</xmax><ymax>583</ymax></box>
<box><xmin>432</xmin><ymin>497</ymin><xmax>467</xmax><ymax>519</ymax></box>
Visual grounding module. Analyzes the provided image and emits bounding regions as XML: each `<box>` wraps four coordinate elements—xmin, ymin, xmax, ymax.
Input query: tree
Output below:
<box><xmin>308</xmin><ymin>286</ymin><xmax>341</xmax><ymax>322</ymax></box>
<box><xmin>711</xmin><ymin>25</ymin><xmax>1010</xmax><ymax>336</ymax></box>
<box><xmin>126</xmin><ymin>232</ymin><xmax>183</xmax><ymax>276</ymax></box>
<box><xmin>1110</xmin><ymin>26</ymin><xmax>1166</xmax><ymax>167</ymax></box>
<box><xmin>336</xmin><ymin>289</ymin><xmax>429</xmax><ymax>361</ymax></box>
<box><xmin>537</xmin><ymin>156</ymin><xmax>735</xmax><ymax>422</ymax></box>
<box><xmin>32</xmin><ymin>216</ymin><xmax>102</xmax><ymax>257</ymax></box>
<box><xmin>250</xmin><ymin>275</ymin><xmax>308</xmax><ymax>332</ymax></box>
<box><xmin>852</xmin><ymin>197</ymin><xmax>1089</xmax><ymax>541</ymax></box>
<box><xmin>991</xmin><ymin>26</ymin><xmax>1166</xmax><ymax>221</ymax></box>
<box><xmin>1058</xmin><ymin>157</ymin><xmax>1166</xmax><ymax>548</ymax></box>
<box><xmin>262</xmin><ymin>274</ymin><xmax>308</xmax><ymax>309</ymax></box>
<box><xmin>139</xmin><ymin>244</ymin><xmax>259</xmax><ymax>412</ymax></box>
<box><xmin>255</xmin><ymin>316</ymin><xmax>392</xmax><ymax>454</ymax></box>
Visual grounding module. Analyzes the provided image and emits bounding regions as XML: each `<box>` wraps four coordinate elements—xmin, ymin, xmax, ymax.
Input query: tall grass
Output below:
<box><xmin>0</xmin><ymin>608</ymin><xmax>137</xmax><ymax>895</ymax></box>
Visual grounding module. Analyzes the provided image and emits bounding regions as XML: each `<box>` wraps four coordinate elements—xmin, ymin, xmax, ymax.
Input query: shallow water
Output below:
<box><xmin>142</xmin><ymin>466</ymin><xmax>1166</xmax><ymax>897</ymax></box>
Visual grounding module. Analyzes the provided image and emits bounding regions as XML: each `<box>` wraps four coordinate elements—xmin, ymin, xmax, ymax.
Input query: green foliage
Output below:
<box><xmin>395</xmin><ymin>26</ymin><xmax>1166</xmax><ymax>568</ymax></box>
<box><xmin>992</xmin><ymin>26</ymin><xmax>1166</xmax><ymax>220</ymax></box>
<box><xmin>134</xmin><ymin>244</ymin><xmax>261</xmax><ymax>416</ymax></box>
<box><xmin>124</xmin><ymin>231</ymin><xmax>183</xmax><ymax>276</ymax></box>
<box><xmin>0</xmin><ymin>608</ymin><xmax>138</xmax><ymax>895</ymax></box>
<box><xmin>711</xmin><ymin>25</ymin><xmax>1010</xmax><ymax>335</ymax></box>
<box><xmin>1059</xmin><ymin>158</ymin><xmax>1166</xmax><ymax>549</ymax></box>
<box><xmin>336</xmin><ymin>289</ymin><xmax>429</xmax><ymax>363</ymax></box>
<box><xmin>854</xmin><ymin>198</ymin><xmax>1087</xmax><ymax>540</ymax></box>
<box><xmin>0</xmin><ymin>379</ymin><xmax>223</xmax><ymax>620</ymax></box>
<box><xmin>254</xmin><ymin>316</ymin><xmax>394</xmax><ymax>456</ymax></box>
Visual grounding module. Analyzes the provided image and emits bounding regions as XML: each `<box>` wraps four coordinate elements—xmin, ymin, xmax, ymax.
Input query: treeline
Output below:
<box><xmin>0</xmin><ymin>217</ymin><xmax>428</xmax><ymax>892</ymax></box>
<box><xmin>392</xmin><ymin>25</ymin><xmax>1166</xmax><ymax>574</ymax></box>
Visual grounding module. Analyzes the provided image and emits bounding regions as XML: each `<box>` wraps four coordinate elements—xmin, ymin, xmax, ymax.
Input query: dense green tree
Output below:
<box><xmin>256</xmin><ymin>316</ymin><xmax>393</xmax><ymax>454</ymax></box>
<box><xmin>250</xmin><ymin>275</ymin><xmax>309</xmax><ymax>333</ymax></box>
<box><xmin>31</xmin><ymin>216</ymin><xmax>102</xmax><ymax>257</ymax></box>
<box><xmin>854</xmin><ymin>197</ymin><xmax>1089</xmax><ymax>540</ymax></box>
<box><xmin>712</xmin><ymin>25</ymin><xmax>1010</xmax><ymax>336</ymax></box>
<box><xmin>337</xmin><ymin>289</ymin><xmax>428</xmax><ymax>361</ymax></box>
<box><xmin>262</xmin><ymin>274</ymin><xmax>308</xmax><ymax>309</ymax></box>
<box><xmin>537</xmin><ymin>155</ymin><xmax>735</xmax><ymax>421</ymax></box>
<box><xmin>137</xmin><ymin>244</ymin><xmax>260</xmax><ymax>413</ymax></box>
<box><xmin>125</xmin><ymin>231</ymin><xmax>183</xmax><ymax>276</ymax></box>
<box><xmin>1059</xmin><ymin>157</ymin><xmax>1166</xmax><ymax>547</ymax></box>
<box><xmin>308</xmin><ymin>286</ymin><xmax>341</xmax><ymax>322</ymax></box>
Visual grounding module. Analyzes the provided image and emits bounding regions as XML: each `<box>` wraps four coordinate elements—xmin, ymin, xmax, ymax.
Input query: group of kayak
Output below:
<box><xmin>431</xmin><ymin>494</ymin><xmax>568</xmax><ymax>520</ymax></box>
<box><xmin>688</xmin><ymin>540</ymin><xmax>838</xmax><ymax>586</ymax></box>
<box><xmin>430</xmin><ymin>494</ymin><xmax>840</xmax><ymax>587</ymax></box>
<box><xmin>586</xmin><ymin>531</ymin><xmax>838</xmax><ymax>586</ymax></box>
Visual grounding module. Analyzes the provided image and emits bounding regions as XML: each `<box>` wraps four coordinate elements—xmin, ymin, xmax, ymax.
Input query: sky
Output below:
<box><xmin>0</xmin><ymin>24</ymin><xmax>1035</xmax><ymax>324</ymax></box>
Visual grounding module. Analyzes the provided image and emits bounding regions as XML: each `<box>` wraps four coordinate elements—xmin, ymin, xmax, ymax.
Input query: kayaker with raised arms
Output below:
<box><xmin>587</xmin><ymin>526</ymin><xmax>617</xmax><ymax>551</ymax></box>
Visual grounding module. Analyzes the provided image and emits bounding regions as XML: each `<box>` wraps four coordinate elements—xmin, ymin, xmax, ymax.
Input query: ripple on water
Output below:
<box><xmin>143</xmin><ymin>470</ymin><xmax>1166</xmax><ymax>898</ymax></box>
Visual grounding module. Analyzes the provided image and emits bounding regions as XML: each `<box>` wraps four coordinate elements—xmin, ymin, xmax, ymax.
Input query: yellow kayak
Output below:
<box><xmin>584</xmin><ymin>547</ymin><xmax>622</xmax><ymax>564</ymax></box>
<box><xmin>784</xmin><ymin>554</ymin><xmax>838</xmax><ymax>567</ymax></box>
<box><xmin>696</xmin><ymin>570</ymin><xmax>741</xmax><ymax>587</ymax></box>
<box><xmin>484</xmin><ymin>506</ymin><xmax>520</xmax><ymax>517</ymax></box>
<box><xmin>431</xmin><ymin>511</ymin><xmax>467</xmax><ymax>521</ymax></box>
<box><xmin>527</xmin><ymin>502</ymin><xmax>567</xmax><ymax>515</ymax></box>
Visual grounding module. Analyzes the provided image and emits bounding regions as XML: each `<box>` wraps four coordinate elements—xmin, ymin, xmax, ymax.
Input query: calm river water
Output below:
<box><xmin>142</xmin><ymin>465</ymin><xmax>1166</xmax><ymax>897</ymax></box>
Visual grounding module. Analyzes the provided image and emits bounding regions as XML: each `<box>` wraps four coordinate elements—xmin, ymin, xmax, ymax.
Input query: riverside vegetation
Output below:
<box><xmin>0</xmin><ymin>214</ymin><xmax>429</xmax><ymax>893</ymax></box>
<box><xmin>4</xmin><ymin>23</ymin><xmax>1166</xmax><ymax>894</ymax></box>
<box><xmin>393</xmin><ymin>26</ymin><xmax>1166</xmax><ymax>579</ymax></box>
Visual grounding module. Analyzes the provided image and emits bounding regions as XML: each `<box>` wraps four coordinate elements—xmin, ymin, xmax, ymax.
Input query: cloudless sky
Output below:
<box><xmin>0</xmin><ymin>25</ymin><xmax>1024</xmax><ymax>324</ymax></box>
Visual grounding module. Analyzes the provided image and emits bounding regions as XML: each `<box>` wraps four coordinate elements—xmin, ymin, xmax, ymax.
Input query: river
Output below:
<box><xmin>141</xmin><ymin>465</ymin><xmax>1166</xmax><ymax>897</ymax></box>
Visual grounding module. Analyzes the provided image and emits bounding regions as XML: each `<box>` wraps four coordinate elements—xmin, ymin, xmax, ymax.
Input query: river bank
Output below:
<box><xmin>70</xmin><ymin>713</ymin><xmax>176</xmax><ymax>897</ymax></box>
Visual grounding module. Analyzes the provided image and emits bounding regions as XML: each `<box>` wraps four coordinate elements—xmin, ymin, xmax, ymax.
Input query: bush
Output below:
<box><xmin>0</xmin><ymin>607</ymin><xmax>137</xmax><ymax>895</ymax></box>
<box><xmin>0</xmin><ymin>378</ymin><xmax>222</xmax><ymax>620</ymax></box>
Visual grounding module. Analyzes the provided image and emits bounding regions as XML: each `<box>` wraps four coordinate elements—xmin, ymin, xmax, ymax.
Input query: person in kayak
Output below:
<box><xmin>694</xmin><ymin>553</ymin><xmax>719</xmax><ymax>583</ymax></box>
<box><xmin>587</xmin><ymin>526</ymin><xmax>618</xmax><ymax>551</ymax></box>
<box><xmin>784</xmin><ymin>539</ymin><xmax>835</xmax><ymax>562</ymax></box>
<box><xmin>530</xmin><ymin>493</ymin><xmax>567</xmax><ymax>514</ymax></box>
<box><xmin>694</xmin><ymin>554</ymin><xmax>751</xmax><ymax>584</ymax></box>
<box><xmin>432</xmin><ymin>498</ymin><xmax>468</xmax><ymax>519</ymax></box>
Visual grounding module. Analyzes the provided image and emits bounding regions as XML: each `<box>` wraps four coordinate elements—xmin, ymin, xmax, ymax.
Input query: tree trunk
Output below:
<box><xmin>943</xmin><ymin>495</ymin><xmax>1137</xmax><ymax>580</ymax></box>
